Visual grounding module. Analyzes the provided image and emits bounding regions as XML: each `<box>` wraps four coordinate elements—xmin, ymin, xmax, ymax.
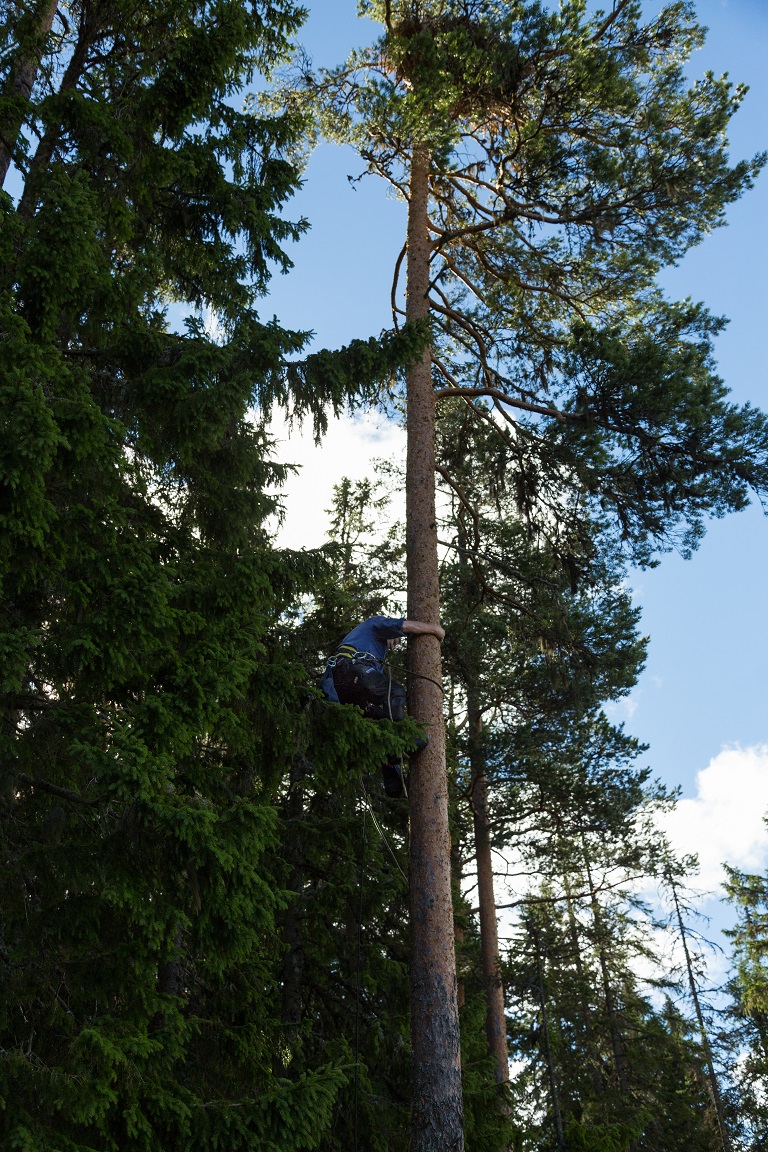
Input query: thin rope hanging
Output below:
<box><xmin>386</xmin><ymin>661</ymin><xmax>408</xmax><ymax>799</ymax></box>
<box><xmin>353</xmin><ymin>796</ymin><xmax>367</xmax><ymax>1152</ymax></box>
<box><xmin>359</xmin><ymin>778</ymin><xmax>409</xmax><ymax>886</ymax></box>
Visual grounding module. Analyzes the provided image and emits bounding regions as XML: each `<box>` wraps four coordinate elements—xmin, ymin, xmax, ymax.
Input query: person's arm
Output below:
<box><xmin>402</xmin><ymin>619</ymin><xmax>445</xmax><ymax>643</ymax></box>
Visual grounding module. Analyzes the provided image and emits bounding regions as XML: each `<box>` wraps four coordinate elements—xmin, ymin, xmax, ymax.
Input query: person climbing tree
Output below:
<box><xmin>321</xmin><ymin>615</ymin><xmax>444</xmax><ymax>796</ymax></box>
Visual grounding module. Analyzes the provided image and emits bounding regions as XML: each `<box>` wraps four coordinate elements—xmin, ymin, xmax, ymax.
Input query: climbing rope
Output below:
<box><xmin>359</xmin><ymin>776</ymin><xmax>409</xmax><ymax>886</ymax></box>
<box><xmin>408</xmin><ymin>670</ymin><xmax>445</xmax><ymax>694</ymax></box>
<box><xmin>386</xmin><ymin>661</ymin><xmax>408</xmax><ymax>800</ymax></box>
<box><xmin>353</xmin><ymin>796</ymin><xmax>366</xmax><ymax>1152</ymax></box>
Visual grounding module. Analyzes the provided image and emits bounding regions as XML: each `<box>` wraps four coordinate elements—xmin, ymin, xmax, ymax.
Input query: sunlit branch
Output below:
<box><xmin>435</xmin><ymin>385</ymin><xmax>567</xmax><ymax>424</ymax></box>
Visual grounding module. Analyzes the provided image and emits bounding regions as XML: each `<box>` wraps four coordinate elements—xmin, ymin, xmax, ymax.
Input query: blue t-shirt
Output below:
<box><xmin>338</xmin><ymin>615</ymin><xmax>406</xmax><ymax>665</ymax></box>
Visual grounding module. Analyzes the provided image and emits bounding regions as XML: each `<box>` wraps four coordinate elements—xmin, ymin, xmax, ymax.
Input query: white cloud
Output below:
<box><xmin>266</xmin><ymin>408</ymin><xmax>405</xmax><ymax>550</ymax></box>
<box><xmin>604</xmin><ymin>693</ymin><xmax>640</xmax><ymax>722</ymax></box>
<box><xmin>658</xmin><ymin>745</ymin><xmax>768</xmax><ymax>893</ymax></box>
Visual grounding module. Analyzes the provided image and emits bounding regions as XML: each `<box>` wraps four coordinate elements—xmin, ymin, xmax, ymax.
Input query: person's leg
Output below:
<box><xmin>334</xmin><ymin>661</ymin><xmax>405</xmax><ymax>720</ymax></box>
<box><xmin>382</xmin><ymin>756</ymin><xmax>405</xmax><ymax>797</ymax></box>
<box><xmin>332</xmin><ymin>662</ymin><xmax>418</xmax><ymax>797</ymax></box>
<box><xmin>363</xmin><ymin>675</ymin><xmax>405</xmax><ymax>722</ymax></box>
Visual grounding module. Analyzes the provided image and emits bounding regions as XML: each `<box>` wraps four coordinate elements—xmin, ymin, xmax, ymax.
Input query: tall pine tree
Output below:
<box><xmin>283</xmin><ymin>8</ymin><xmax>768</xmax><ymax>1142</ymax></box>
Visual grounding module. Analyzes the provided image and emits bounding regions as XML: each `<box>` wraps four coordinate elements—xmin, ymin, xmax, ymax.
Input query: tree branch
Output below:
<box><xmin>435</xmin><ymin>384</ymin><xmax>567</xmax><ymax>423</ymax></box>
<box><xmin>18</xmin><ymin>773</ymin><xmax>101</xmax><ymax>806</ymax></box>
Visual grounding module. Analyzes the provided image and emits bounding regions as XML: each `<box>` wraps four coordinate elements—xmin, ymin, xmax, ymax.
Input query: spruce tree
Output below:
<box><xmin>0</xmin><ymin>2</ymin><xmax>416</xmax><ymax>1148</ymax></box>
<box><xmin>278</xmin><ymin>478</ymin><xmax>422</xmax><ymax>1152</ymax></box>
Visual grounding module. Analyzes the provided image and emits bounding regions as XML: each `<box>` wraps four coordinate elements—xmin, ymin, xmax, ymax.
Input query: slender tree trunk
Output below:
<box><xmin>0</xmin><ymin>0</ymin><xmax>59</xmax><ymax>188</ymax></box>
<box><xmin>450</xmin><ymin>838</ymin><xmax>466</xmax><ymax>1010</ymax></box>
<box><xmin>531</xmin><ymin>923</ymin><xmax>565</xmax><ymax>1152</ymax></box>
<box><xmin>562</xmin><ymin>873</ymin><xmax>602</xmax><ymax>1095</ymax></box>
<box><xmin>582</xmin><ymin>836</ymin><xmax>629</xmax><ymax>1093</ymax></box>
<box><xmin>17</xmin><ymin>8</ymin><xmax>92</xmax><ymax>224</ymax></box>
<box><xmin>468</xmin><ymin>700</ymin><xmax>509</xmax><ymax>1089</ymax></box>
<box><xmin>667</xmin><ymin>870</ymin><xmax>732</xmax><ymax>1152</ymax></box>
<box><xmin>406</xmin><ymin>144</ymin><xmax>464</xmax><ymax>1152</ymax></box>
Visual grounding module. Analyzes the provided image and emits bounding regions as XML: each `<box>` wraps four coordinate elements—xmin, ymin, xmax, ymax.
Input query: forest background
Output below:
<box><xmin>2</xmin><ymin>0</ymin><xmax>768</xmax><ymax>1150</ymax></box>
<box><xmin>266</xmin><ymin>0</ymin><xmax>768</xmax><ymax>951</ymax></box>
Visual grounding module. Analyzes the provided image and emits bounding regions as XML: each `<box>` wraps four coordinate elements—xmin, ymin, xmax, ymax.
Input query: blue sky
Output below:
<box><xmin>263</xmin><ymin>0</ymin><xmax>768</xmax><ymax>905</ymax></box>
<box><xmin>623</xmin><ymin>0</ymin><xmax>768</xmax><ymax>791</ymax></box>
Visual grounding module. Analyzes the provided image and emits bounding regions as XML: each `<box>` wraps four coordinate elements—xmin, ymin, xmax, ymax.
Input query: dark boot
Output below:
<box><xmin>382</xmin><ymin>756</ymin><xmax>405</xmax><ymax>798</ymax></box>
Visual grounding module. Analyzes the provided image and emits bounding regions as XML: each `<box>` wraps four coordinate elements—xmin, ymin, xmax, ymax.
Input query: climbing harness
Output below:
<box><xmin>327</xmin><ymin>646</ymin><xmax>378</xmax><ymax>669</ymax></box>
<box><xmin>327</xmin><ymin>637</ymin><xmax>420</xmax><ymax>801</ymax></box>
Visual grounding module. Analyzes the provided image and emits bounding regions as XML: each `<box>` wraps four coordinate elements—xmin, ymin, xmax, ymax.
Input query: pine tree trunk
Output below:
<box><xmin>406</xmin><ymin>144</ymin><xmax>464</xmax><ymax>1152</ymax></box>
<box><xmin>468</xmin><ymin>701</ymin><xmax>509</xmax><ymax>1089</ymax></box>
<box><xmin>450</xmin><ymin>838</ymin><xmax>466</xmax><ymax>1010</ymax></box>
<box><xmin>0</xmin><ymin>0</ymin><xmax>59</xmax><ymax>188</ymax></box>
<box><xmin>582</xmin><ymin>836</ymin><xmax>630</xmax><ymax>1093</ymax></box>
<box><xmin>531</xmin><ymin>923</ymin><xmax>565</xmax><ymax>1152</ymax></box>
<box><xmin>668</xmin><ymin>871</ymin><xmax>732</xmax><ymax>1152</ymax></box>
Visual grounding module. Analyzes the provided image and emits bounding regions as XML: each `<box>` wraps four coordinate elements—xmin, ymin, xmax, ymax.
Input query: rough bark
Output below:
<box><xmin>468</xmin><ymin>701</ymin><xmax>509</xmax><ymax>1088</ymax></box>
<box><xmin>406</xmin><ymin>144</ymin><xmax>464</xmax><ymax>1152</ymax></box>
<box><xmin>0</xmin><ymin>0</ymin><xmax>59</xmax><ymax>188</ymax></box>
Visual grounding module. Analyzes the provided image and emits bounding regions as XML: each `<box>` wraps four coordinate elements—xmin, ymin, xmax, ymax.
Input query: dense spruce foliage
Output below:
<box><xmin>3</xmin><ymin>1</ymin><xmax>767</xmax><ymax>1150</ymax></box>
<box><xmin>0</xmin><ymin>1</ymin><xmax>412</xmax><ymax>1148</ymax></box>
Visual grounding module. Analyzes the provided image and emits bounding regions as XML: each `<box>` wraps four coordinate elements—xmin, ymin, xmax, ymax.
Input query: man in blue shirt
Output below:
<box><xmin>321</xmin><ymin>615</ymin><xmax>445</xmax><ymax>795</ymax></box>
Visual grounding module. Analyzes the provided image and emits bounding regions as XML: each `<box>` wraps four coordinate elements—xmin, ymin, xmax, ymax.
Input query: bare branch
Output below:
<box><xmin>18</xmin><ymin>773</ymin><xmax>101</xmax><ymax>807</ymax></box>
<box><xmin>435</xmin><ymin>384</ymin><xmax>567</xmax><ymax>424</ymax></box>
<box><xmin>490</xmin><ymin>870</ymin><xmax>649</xmax><ymax>913</ymax></box>
<box><xmin>591</xmin><ymin>0</ymin><xmax>634</xmax><ymax>44</ymax></box>
<box><xmin>391</xmin><ymin>242</ymin><xmax>407</xmax><ymax>328</ymax></box>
